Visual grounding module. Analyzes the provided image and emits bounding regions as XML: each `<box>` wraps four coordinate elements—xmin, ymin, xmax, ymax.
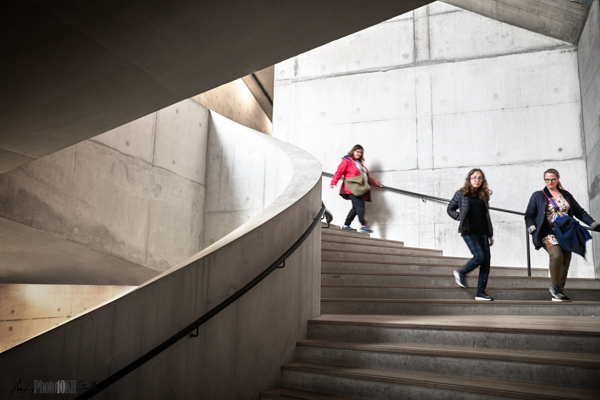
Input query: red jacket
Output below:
<box><xmin>331</xmin><ymin>155</ymin><xmax>381</xmax><ymax>201</ymax></box>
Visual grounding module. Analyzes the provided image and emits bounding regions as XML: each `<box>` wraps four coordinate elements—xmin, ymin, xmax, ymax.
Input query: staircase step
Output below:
<box><xmin>320</xmin><ymin>226</ymin><xmax>370</xmax><ymax>239</ymax></box>
<box><xmin>322</xmin><ymin>230</ymin><xmax>404</xmax><ymax>247</ymax></box>
<box><xmin>297</xmin><ymin>339</ymin><xmax>600</xmax><ymax>389</ymax></box>
<box><xmin>321</xmin><ymin>271</ymin><xmax>600</xmax><ymax>289</ymax></box>
<box><xmin>262</xmin><ymin>387</ymin><xmax>360</xmax><ymax>400</ymax></box>
<box><xmin>321</xmin><ymin>298</ymin><xmax>600</xmax><ymax>317</ymax></box>
<box><xmin>281</xmin><ymin>362</ymin><xmax>600</xmax><ymax>400</ymax></box>
<box><xmin>322</xmin><ymin>239</ymin><xmax>414</xmax><ymax>254</ymax></box>
<box><xmin>322</xmin><ymin>260</ymin><xmax>547</xmax><ymax>277</ymax></box>
<box><xmin>323</xmin><ymin>249</ymin><xmax>470</xmax><ymax>265</ymax></box>
<box><xmin>323</xmin><ymin>246</ymin><xmax>441</xmax><ymax>257</ymax></box>
<box><xmin>308</xmin><ymin>315</ymin><xmax>600</xmax><ymax>354</ymax></box>
<box><xmin>321</xmin><ymin>285</ymin><xmax>600</xmax><ymax>301</ymax></box>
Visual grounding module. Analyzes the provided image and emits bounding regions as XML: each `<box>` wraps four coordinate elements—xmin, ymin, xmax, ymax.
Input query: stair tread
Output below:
<box><xmin>311</xmin><ymin>314</ymin><xmax>600</xmax><ymax>336</ymax></box>
<box><xmin>322</xmin><ymin>247</ymin><xmax>450</xmax><ymax>257</ymax></box>
<box><xmin>321</xmin><ymin>298</ymin><xmax>600</xmax><ymax>305</ymax></box>
<box><xmin>297</xmin><ymin>339</ymin><xmax>600</xmax><ymax>368</ymax></box>
<box><xmin>282</xmin><ymin>362</ymin><xmax>600</xmax><ymax>400</ymax></box>
<box><xmin>262</xmin><ymin>387</ymin><xmax>360</xmax><ymax>400</ymax></box>
<box><xmin>321</xmin><ymin>270</ymin><xmax>598</xmax><ymax>281</ymax></box>
<box><xmin>321</xmin><ymin>234</ymin><xmax>404</xmax><ymax>246</ymax></box>
<box><xmin>322</xmin><ymin>238</ymin><xmax>439</xmax><ymax>251</ymax></box>
<box><xmin>321</xmin><ymin>284</ymin><xmax>600</xmax><ymax>291</ymax></box>
<box><xmin>322</xmin><ymin>259</ymin><xmax>547</xmax><ymax>270</ymax></box>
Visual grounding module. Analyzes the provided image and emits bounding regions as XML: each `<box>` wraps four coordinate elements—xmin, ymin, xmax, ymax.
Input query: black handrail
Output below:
<box><xmin>75</xmin><ymin>204</ymin><xmax>326</xmax><ymax>399</ymax></box>
<box><xmin>322</xmin><ymin>172</ymin><xmax>595</xmax><ymax>276</ymax></box>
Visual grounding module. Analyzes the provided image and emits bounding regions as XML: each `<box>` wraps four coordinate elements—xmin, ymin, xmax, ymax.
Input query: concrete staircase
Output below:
<box><xmin>262</xmin><ymin>226</ymin><xmax>600</xmax><ymax>400</ymax></box>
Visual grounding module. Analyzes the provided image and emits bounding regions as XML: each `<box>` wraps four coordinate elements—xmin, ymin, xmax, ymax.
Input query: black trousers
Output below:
<box><xmin>345</xmin><ymin>194</ymin><xmax>366</xmax><ymax>226</ymax></box>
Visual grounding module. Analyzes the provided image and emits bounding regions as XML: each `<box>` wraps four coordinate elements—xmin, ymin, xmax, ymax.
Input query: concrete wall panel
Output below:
<box><xmin>154</xmin><ymin>101</ymin><xmax>209</xmax><ymax>185</ymax></box>
<box><xmin>429</xmin><ymin>8</ymin><xmax>568</xmax><ymax>61</ymax></box>
<box><xmin>431</xmin><ymin>50</ymin><xmax>580</xmax><ymax>116</ymax></box>
<box><xmin>92</xmin><ymin>113</ymin><xmax>157</xmax><ymax>164</ymax></box>
<box><xmin>0</xmin><ymin>99</ymin><xmax>209</xmax><ymax>277</ymax></box>
<box><xmin>277</xmin><ymin>19</ymin><xmax>414</xmax><ymax>81</ymax></box>
<box><xmin>432</xmin><ymin>103</ymin><xmax>583</xmax><ymax>168</ymax></box>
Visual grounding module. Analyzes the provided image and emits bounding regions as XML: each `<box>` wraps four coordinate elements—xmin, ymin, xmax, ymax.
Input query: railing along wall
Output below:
<box><xmin>322</xmin><ymin>172</ymin><xmax>596</xmax><ymax>277</ymax></box>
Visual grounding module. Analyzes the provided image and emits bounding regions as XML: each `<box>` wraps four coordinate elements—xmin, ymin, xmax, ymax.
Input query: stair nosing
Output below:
<box><xmin>320</xmin><ymin>284</ymin><xmax>600</xmax><ymax>291</ymax></box>
<box><xmin>320</xmin><ymin>298</ymin><xmax>600</xmax><ymax>306</ymax></box>
<box><xmin>321</xmin><ymin>258</ymin><xmax>548</xmax><ymax>270</ymax></box>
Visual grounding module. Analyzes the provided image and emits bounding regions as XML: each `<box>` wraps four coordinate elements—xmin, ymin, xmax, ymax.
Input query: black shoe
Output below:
<box><xmin>453</xmin><ymin>270</ymin><xmax>466</xmax><ymax>288</ymax></box>
<box><xmin>549</xmin><ymin>286</ymin><xmax>571</xmax><ymax>302</ymax></box>
<box><xmin>475</xmin><ymin>292</ymin><xmax>493</xmax><ymax>301</ymax></box>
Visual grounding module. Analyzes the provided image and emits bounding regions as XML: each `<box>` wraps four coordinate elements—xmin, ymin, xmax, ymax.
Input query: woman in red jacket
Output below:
<box><xmin>330</xmin><ymin>144</ymin><xmax>382</xmax><ymax>233</ymax></box>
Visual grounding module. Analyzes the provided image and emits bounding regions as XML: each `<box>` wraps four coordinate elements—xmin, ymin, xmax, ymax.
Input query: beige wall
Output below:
<box><xmin>0</xmin><ymin>284</ymin><xmax>134</xmax><ymax>352</ymax></box>
<box><xmin>194</xmin><ymin>79</ymin><xmax>273</xmax><ymax>135</ymax></box>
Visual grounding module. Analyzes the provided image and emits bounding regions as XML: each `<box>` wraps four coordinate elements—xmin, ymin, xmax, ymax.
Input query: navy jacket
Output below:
<box><xmin>447</xmin><ymin>190</ymin><xmax>493</xmax><ymax>237</ymax></box>
<box><xmin>524</xmin><ymin>187</ymin><xmax>598</xmax><ymax>250</ymax></box>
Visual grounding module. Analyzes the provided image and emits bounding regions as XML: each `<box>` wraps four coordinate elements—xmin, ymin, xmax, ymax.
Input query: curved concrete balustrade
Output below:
<box><xmin>0</xmin><ymin>114</ymin><xmax>323</xmax><ymax>399</ymax></box>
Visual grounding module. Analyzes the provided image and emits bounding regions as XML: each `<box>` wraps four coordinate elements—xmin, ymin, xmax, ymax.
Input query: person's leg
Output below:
<box><xmin>476</xmin><ymin>236</ymin><xmax>491</xmax><ymax>294</ymax></box>
<box><xmin>558</xmin><ymin>247</ymin><xmax>572</xmax><ymax>290</ymax></box>
<box><xmin>460</xmin><ymin>235</ymin><xmax>486</xmax><ymax>275</ymax></box>
<box><xmin>354</xmin><ymin>195</ymin><xmax>366</xmax><ymax>225</ymax></box>
<box><xmin>344</xmin><ymin>195</ymin><xmax>358</xmax><ymax>226</ymax></box>
<box><xmin>544</xmin><ymin>245</ymin><xmax>564</xmax><ymax>288</ymax></box>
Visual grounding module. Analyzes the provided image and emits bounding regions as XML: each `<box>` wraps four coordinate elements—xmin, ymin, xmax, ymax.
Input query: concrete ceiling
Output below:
<box><xmin>441</xmin><ymin>0</ymin><xmax>592</xmax><ymax>44</ymax></box>
<box><xmin>0</xmin><ymin>0</ymin><xmax>434</xmax><ymax>173</ymax></box>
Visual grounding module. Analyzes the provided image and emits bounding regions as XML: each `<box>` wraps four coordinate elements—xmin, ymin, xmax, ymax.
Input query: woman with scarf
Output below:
<box><xmin>330</xmin><ymin>144</ymin><xmax>382</xmax><ymax>233</ymax></box>
<box><xmin>525</xmin><ymin>168</ymin><xmax>600</xmax><ymax>301</ymax></box>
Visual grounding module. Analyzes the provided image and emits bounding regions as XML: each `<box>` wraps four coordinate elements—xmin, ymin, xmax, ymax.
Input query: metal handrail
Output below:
<box><xmin>323</xmin><ymin>172</ymin><xmax>595</xmax><ymax>276</ymax></box>
<box><xmin>75</xmin><ymin>204</ymin><xmax>326</xmax><ymax>399</ymax></box>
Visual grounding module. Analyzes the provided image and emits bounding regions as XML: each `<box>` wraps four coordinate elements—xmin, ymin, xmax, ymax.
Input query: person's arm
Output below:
<box><xmin>568</xmin><ymin>193</ymin><xmax>600</xmax><ymax>231</ymax></box>
<box><xmin>367</xmin><ymin>175</ymin><xmax>383</xmax><ymax>187</ymax></box>
<box><xmin>447</xmin><ymin>191</ymin><xmax>461</xmax><ymax>221</ymax></box>
<box><xmin>524</xmin><ymin>193</ymin><xmax>538</xmax><ymax>234</ymax></box>
<box><xmin>330</xmin><ymin>159</ymin><xmax>347</xmax><ymax>188</ymax></box>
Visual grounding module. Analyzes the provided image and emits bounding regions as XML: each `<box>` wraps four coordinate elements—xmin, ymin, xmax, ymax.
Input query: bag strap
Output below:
<box><xmin>541</xmin><ymin>190</ymin><xmax>559</xmax><ymax>211</ymax></box>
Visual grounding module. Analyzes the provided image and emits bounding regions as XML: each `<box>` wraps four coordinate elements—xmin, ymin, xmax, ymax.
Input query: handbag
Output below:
<box><xmin>345</xmin><ymin>175</ymin><xmax>371</xmax><ymax>197</ymax></box>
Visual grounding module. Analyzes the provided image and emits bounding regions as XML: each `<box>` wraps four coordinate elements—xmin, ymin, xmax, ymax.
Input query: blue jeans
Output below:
<box><xmin>460</xmin><ymin>234</ymin><xmax>491</xmax><ymax>294</ymax></box>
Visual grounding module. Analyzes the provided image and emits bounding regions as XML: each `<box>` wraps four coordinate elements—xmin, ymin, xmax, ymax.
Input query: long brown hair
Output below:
<box><xmin>346</xmin><ymin>144</ymin><xmax>364</xmax><ymax>162</ymax></box>
<box><xmin>544</xmin><ymin>168</ymin><xmax>565</xmax><ymax>190</ymax></box>
<box><xmin>460</xmin><ymin>168</ymin><xmax>492</xmax><ymax>201</ymax></box>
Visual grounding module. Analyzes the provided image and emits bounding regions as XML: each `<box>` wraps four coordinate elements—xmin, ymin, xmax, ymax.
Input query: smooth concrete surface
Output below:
<box><xmin>578</xmin><ymin>0</ymin><xmax>600</xmax><ymax>278</ymax></box>
<box><xmin>0</xmin><ymin>284</ymin><xmax>135</xmax><ymax>353</ymax></box>
<box><xmin>273</xmin><ymin>1</ymin><xmax>597</xmax><ymax>276</ymax></box>
<box><xmin>441</xmin><ymin>0</ymin><xmax>591</xmax><ymax>44</ymax></box>
<box><xmin>0</xmin><ymin>99</ymin><xmax>208</xmax><ymax>276</ymax></box>
<box><xmin>0</xmin><ymin>0</ymin><xmax>433</xmax><ymax>173</ymax></box>
<box><xmin>202</xmin><ymin>112</ymin><xmax>292</xmax><ymax>248</ymax></box>
<box><xmin>194</xmin><ymin>78</ymin><xmax>273</xmax><ymax>135</ymax></box>
<box><xmin>242</xmin><ymin>66</ymin><xmax>275</xmax><ymax>121</ymax></box>
<box><xmin>0</xmin><ymin>117</ymin><xmax>323</xmax><ymax>400</ymax></box>
<box><xmin>0</xmin><ymin>217</ymin><xmax>158</xmax><ymax>285</ymax></box>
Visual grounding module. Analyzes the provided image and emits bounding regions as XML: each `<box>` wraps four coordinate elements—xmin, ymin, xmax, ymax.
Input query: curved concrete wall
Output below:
<box><xmin>0</xmin><ymin>115</ymin><xmax>323</xmax><ymax>399</ymax></box>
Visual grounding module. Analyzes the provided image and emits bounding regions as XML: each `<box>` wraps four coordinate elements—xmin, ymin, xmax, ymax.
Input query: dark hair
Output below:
<box><xmin>460</xmin><ymin>168</ymin><xmax>492</xmax><ymax>201</ymax></box>
<box><xmin>544</xmin><ymin>168</ymin><xmax>565</xmax><ymax>190</ymax></box>
<box><xmin>347</xmin><ymin>144</ymin><xmax>364</xmax><ymax>162</ymax></box>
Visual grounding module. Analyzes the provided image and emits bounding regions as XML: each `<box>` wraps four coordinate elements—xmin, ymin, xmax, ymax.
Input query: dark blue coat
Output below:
<box><xmin>524</xmin><ymin>187</ymin><xmax>598</xmax><ymax>250</ymax></box>
<box><xmin>447</xmin><ymin>190</ymin><xmax>493</xmax><ymax>237</ymax></box>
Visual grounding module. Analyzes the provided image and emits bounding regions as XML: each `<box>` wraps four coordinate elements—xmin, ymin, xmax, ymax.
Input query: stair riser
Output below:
<box><xmin>321</xmin><ymin>301</ymin><xmax>600</xmax><ymax>317</ymax></box>
<box><xmin>322</xmin><ymin>261</ymin><xmax>547</xmax><ymax>277</ymax></box>
<box><xmin>322</xmin><ymin>242</ymin><xmax>441</xmax><ymax>256</ymax></box>
<box><xmin>322</xmin><ymin>251</ymin><xmax>470</xmax><ymax>265</ymax></box>
<box><xmin>321</xmin><ymin>274</ymin><xmax>600</xmax><ymax>289</ymax></box>
<box><xmin>322</xmin><ymin>233</ymin><xmax>405</xmax><ymax>248</ymax></box>
<box><xmin>321</xmin><ymin>229</ymin><xmax>370</xmax><ymax>239</ymax></box>
<box><xmin>282</xmin><ymin>370</ymin><xmax>510</xmax><ymax>400</ymax></box>
<box><xmin>308</xmin><ymin>324</ymin><xmax>600</xmax><ymax>354</ymax></box>
<box><xmin>297</xmin><ymin>346</ymin><xmax>600</xmax><ymax>389</ymax></box>
<box><xmin>321</xmin><ymin>287</ymin><xmax>600</xmax><ymax>301</ymax></box>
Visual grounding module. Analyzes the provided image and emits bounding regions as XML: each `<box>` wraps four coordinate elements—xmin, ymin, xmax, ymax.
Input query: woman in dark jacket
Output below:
<box><xmin>447</xmin><ymin>168</ymin><xmax>494</xmax><ymax>301</ymax></box>
<box><xmin>524</xmin><ymin>168</ymin><xmax>600</xmax><ymax>301</ymax></box>
<box><xmin>330</xmin><ymin>144</ymin><xmax>382</xmax><ymax>233</ymax></box>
